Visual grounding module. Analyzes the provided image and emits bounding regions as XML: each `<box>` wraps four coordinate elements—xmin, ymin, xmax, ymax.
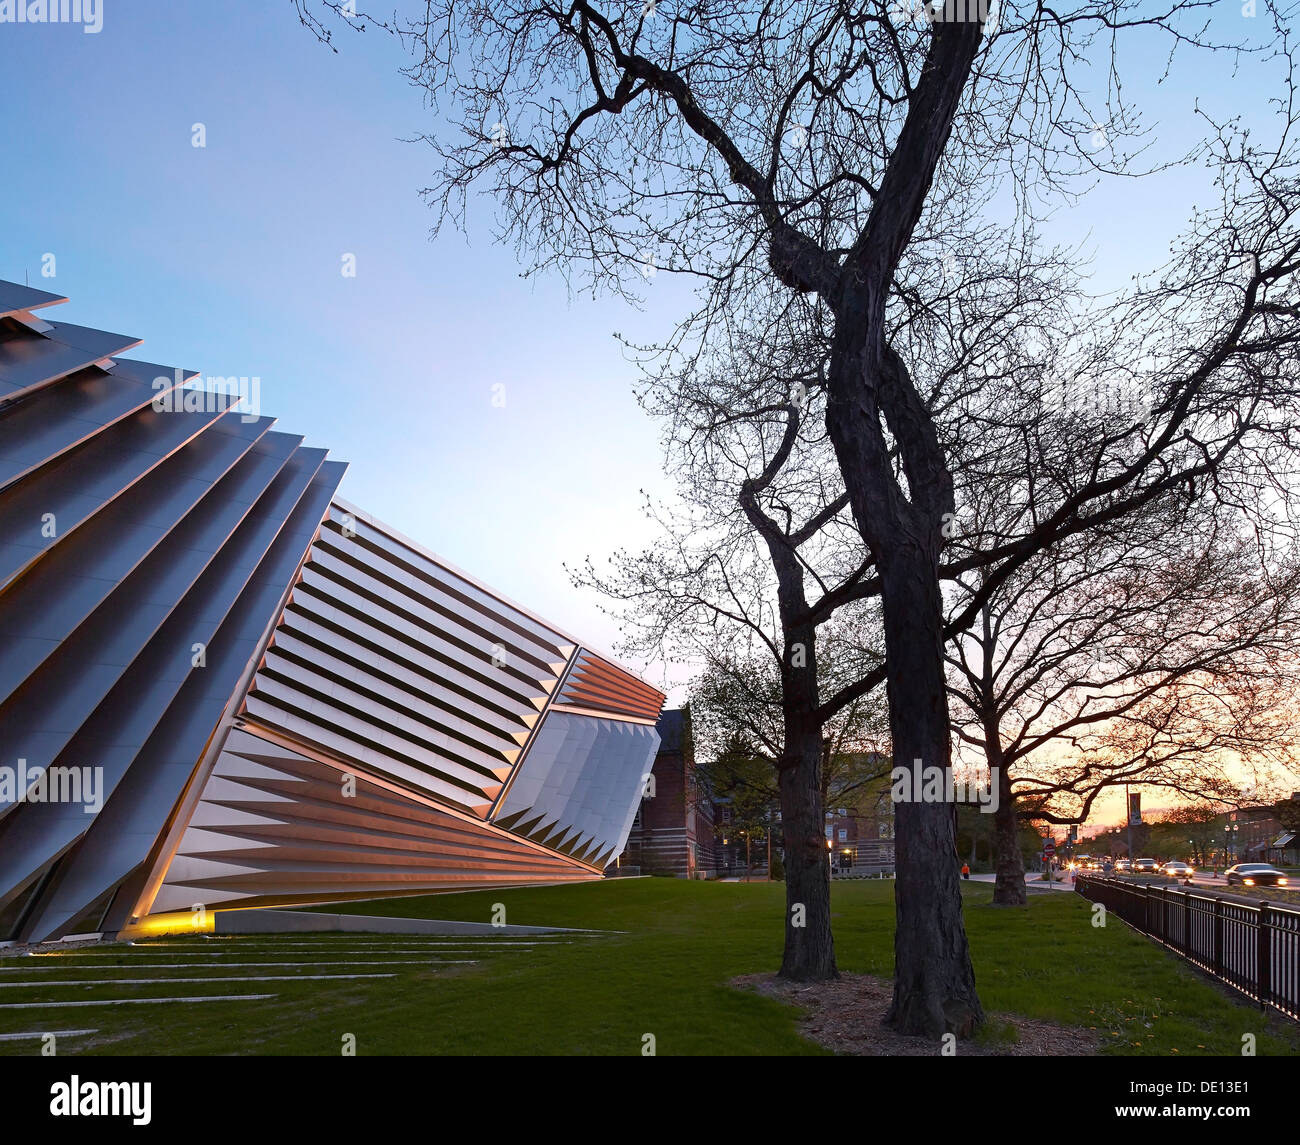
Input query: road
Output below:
<box><xmin>966</xmin><ymin>869</ymin><xmax>1298</xmax><ymax>910</ymax></box>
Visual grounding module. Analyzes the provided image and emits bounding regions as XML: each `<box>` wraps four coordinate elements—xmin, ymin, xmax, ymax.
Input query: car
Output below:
<box><xmin>1225</xmin><ymin>863</ymin><xmax>1290</xmax><ymax>887</ymax></box>
<box><xmin>1114</xmin><ymin>859</ymin><xmax>1131</xmax><ymax>872</ymax></box>
<box><xmin>1161</xmin><ymin>861</ymin><xmax>1194</xmax><ymax>878</ymax></box>
<box><xmin>1132</xmin><ymin>858</ymin><xmax>1160</xmax><ymax>874</ymax></box>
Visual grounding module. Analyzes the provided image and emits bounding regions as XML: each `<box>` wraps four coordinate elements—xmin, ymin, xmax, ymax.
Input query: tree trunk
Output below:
<box><xmin>741</xmin><ymin>436</ymin><xmax>837</xmax><ymax>981</ymax></box>
<box><xmin>879</xmin><ymin>554</ymin><xmax>984</xmax><ymax>1038</ymax></box>
<box><xmin>778</xmin><ymin>717</ymin><xmax>837</xmax><ymax>981</ymax></box>
<box><xmin>990</xmin><ymin>761</ymin><xmax>1026</xmax><ymax>906</ymax></box>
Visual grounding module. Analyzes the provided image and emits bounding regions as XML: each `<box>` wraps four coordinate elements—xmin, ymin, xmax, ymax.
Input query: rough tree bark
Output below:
<box><xmin>989</xmin><ymin>753</ymin><xmax>1027</xmax><ymax>906</ymax></box>
<box><xmin>778</xmin><ymin>711</ymin><xmax>836</xmax><ymax>981</ymax></box>
<box><xmin>740</xmin><ymin>436</ymin><xmax>839</xmax><ymax>981</ymax></box>
<box><xmin>810</xmin><ymin>18</ymin><xmax>988</xmax><ymax>1036</ymax></box>
<box><xmin>876</xmin><ymin>545</ymin><xmax>983</xmax><ymax>1037</ymax></box>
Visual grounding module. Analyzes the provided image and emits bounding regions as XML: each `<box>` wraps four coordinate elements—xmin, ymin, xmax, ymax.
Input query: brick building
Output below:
<box><xmin>616</xmin><ymin>709</ymin><xmax>717</xmax><ymax>877</ymax></box>
<box><xmin>1233</xmin><ymin>801</ymin><xmax>1300</xmax><ymax>866</ymax></box>
<box><xmin>826</xmin><ymin>766</ymin><xmax>895</xmax><ymax>875</ymax></box>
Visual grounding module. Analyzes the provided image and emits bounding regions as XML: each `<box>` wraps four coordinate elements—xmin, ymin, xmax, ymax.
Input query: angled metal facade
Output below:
<box><xmin>0</xmin><ymin>281</ymin><xmax>663</xmax><ymax>941</ymax></box>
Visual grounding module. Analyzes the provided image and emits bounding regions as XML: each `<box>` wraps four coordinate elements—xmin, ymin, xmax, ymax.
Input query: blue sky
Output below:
<box><xmin>0</xmin><ymin>0</ymin><xmax>1287</xmax><ymax>714</ymax></box>
<box><xmin>0</xmin><ymin>2</ymin><xmax>692</xmax><ymax>689</ymax></box>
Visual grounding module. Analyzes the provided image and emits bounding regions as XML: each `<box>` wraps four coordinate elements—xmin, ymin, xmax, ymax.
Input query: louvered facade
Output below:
<box><xmin>0</xmin><ymin>281</ymin><xmax>664</xmax><ymax>941</ymax></box>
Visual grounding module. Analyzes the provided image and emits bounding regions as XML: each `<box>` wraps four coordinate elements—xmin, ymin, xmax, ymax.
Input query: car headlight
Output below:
<box><xmin>1244</xmin><ymin>878</ymin><xmax>1255</xmax><ymax>886</ymax></box>
<box><xmin>1279</xmin><ymin>878</ymin><xmax>1288</xmax><ymax>886</ymax></box>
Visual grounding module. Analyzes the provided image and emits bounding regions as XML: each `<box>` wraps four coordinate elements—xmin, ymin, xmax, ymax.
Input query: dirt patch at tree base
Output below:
<box><xmin>733</xmin><ymin>972</ymin><xmax>1104</xmax><ymax>1056</ymax></box>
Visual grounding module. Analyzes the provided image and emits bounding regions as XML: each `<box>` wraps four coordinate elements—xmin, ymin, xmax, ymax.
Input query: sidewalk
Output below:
<box><xmin>968</xmin><ymin>872</ymin><xmax>1074</xmax><ymax>892</ymax></box>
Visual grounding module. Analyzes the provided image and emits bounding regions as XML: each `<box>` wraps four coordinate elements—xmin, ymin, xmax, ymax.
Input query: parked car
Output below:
<box><xmin>1161</xmin><ymin>860</ymin><xmax>1194</xmax><ymax>878</ymax></box>
<box><xmin>1132</xmin><ymin>858</ymin><xmax>1160</xmax><ymax>874</ymax></box>
<box><xmin>1225</xmin><ymin>863</ymin><xmax>1290</xmax><ymax>887</ymax></box>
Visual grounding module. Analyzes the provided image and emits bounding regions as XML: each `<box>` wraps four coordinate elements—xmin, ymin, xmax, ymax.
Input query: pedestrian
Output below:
<box><xmin>961</xmin><ymin>862</ymin><xmax>970</xmax><ymax>880</ymax></box>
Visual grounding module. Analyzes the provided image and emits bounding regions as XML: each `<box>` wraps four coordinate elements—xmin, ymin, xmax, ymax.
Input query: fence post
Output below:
<box><xmin>1258</xmin><ymin>901</ymin><xmax>1271</xmax><ymax>1012</ymax></box>
<box><xmin>1213</xmin><ymin>897</ymin><xmax>1224</xmax><ymax>977</ymax></box>
<box><xmin>1183</xmin><ymin>890</ymin><xmax>1192</xmax><ymax>957</ymax></box>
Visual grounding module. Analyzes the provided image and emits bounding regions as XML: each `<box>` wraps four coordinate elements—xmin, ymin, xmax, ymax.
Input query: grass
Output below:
<box><xmin>0</xmin><ymin>879</ymin><xmax>1294</xmax><ymax>1056</ymax></box>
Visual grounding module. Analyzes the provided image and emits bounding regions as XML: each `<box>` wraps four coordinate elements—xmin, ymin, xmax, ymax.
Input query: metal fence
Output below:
<box><xmin>1074</xmin><ymin>875</ymin><xmax>1300</xmax><ymax>1021</ymax></box>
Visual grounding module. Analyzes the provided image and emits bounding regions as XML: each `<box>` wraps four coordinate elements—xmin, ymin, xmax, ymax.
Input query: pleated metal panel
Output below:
<box><xmin>147</xmin><ymin>728</ymin><xmax>596</xmax><ymax>914</ymax></box>
<box><xmin>0</xmin><ymin>281</ymin><xmax>347</xmax><ymax>941</ymax></box>
<box><xmin>0</xmin><ymin>319</ymin><xmax>143</xmax><ymax>403</ymax></box>
<box><xmin>234</xmin><ymin>500</ymin><xmax>667</xmax><ymax>874</ymax></box>
<box><xmin>555</xmin><ymin>649</ymin><xmax>668</xmax><ymax>721</ymax></box>
<box><xmin>239</xmin><ymin>506</ymin><xmax>580</xmax><ymax>816</ymax></box>
<box><xmin>493</xmin><ymin>713</ymin><xmax>660</xmax><ymax>868</ymax></box>
<box><xmin>0</xmin><ymin>281</ymin><xmax>66</xmax><ymax>318</ymax></box>
<box><xmin>24</xmin><ymin>460</ymin><xmax>346</xmax><ymax>941</ymax></box>
<box><xmin>0</xmin><ymin>356</ymin><xmax>197</xmax><ymax>491</ymax></box>
<box><xmin>0</xmin><ymin>394</ymin><xmax>236</xmax><ymax>591</ymax></box>
<box><xmin>0</xmin><ymin>278</ymin><xmax>666</xmax><ymax>939</ymax></box>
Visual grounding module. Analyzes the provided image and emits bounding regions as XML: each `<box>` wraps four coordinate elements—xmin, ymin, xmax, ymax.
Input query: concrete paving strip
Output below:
<box><xmin>134</xmin><ymin>945</ymin><xmax>556</xmax><ymax>952</ymax></box>
<box><xmin>0</xmin><ymin>974</ymin><xmax>397</xmax><ymax>988</ymax></box>
<box><xmin>0</xmin><ymin>960</ymin><xmax>475</xmax><ymax>972</ymax></box>
<box><xmin>22</xmin><ymin>949</ymin><xmax>488</xmax><ymax>957</ymax></box>
<box><xmin>210</xmin><ymin>909</ymin><xmax>608</xmax><ymax>937</ymax></box>
<box><xmin>0</xmin><ymin>995</ymin><xmax>278</xmax><ymax>1008</ymax></box>
<box><xmin>131</xmin><ymin>939</ymin><xmax>572</xmax><ymax>947</ymax></box>
<box><xmin>28</xmin><ymin>946</ymin><xmax>514</xmax><ymax>955</ymax></box>
<box><xmin>141</xmin><ymin>934</ymin><xmax>585</xmax><ymax>941</ymax></box>
<box><xmin>0</xmin><ymin>1029</ymin><xmax>98</xmax><ymax>1041</ymax></box>
<box><xmin>120</xmin><ymin>945</ymin><xmax>566</xmax><ymax>953</ymax></box>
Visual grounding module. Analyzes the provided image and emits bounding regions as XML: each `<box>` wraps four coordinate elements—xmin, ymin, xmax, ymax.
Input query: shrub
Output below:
<box><xmin>768</xmin><ymin>850</ymin><xmax>786</xmax><ymax>882</ymax></box>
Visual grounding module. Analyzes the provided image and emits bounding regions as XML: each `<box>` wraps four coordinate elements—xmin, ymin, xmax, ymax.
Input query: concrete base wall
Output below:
<box><xmin>213</xmin><ymin>908</ymin><xmax>595</xmax><ymax>936</ymax></box>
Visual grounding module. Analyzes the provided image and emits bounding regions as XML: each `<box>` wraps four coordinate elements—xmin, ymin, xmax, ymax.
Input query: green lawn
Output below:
<box><xmin>0</xmin><ymin>879</ymin><xmax>1293</xmax><ymax>1056</ymax></box>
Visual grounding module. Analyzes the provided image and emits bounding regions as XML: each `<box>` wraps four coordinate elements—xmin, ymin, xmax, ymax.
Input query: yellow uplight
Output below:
<box><xmin>119</xmin><ymin>911</ymin><xmax>215</xmax><ymax>939</ymax></box>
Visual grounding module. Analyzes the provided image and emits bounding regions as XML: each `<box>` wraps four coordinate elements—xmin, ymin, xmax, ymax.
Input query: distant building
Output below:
<box><xmin>1233</xmin><ymin>803</ymin><xmax>1299</xmax><ymax>867</ymax></box>
<box><xmin>826</xmin><ymin>765</ymin><xmax>895</xmax><ymax>875</ymax></box>
<box><xmin>616</xmin><ymin>709</ymin><xmax>716</xmax><ymax>877</ymax></box>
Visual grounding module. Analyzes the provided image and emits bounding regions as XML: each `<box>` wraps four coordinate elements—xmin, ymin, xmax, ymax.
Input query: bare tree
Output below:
<box><xmin>948</xmin><ymin>491</ymin><xmax>1300</xmax><ymax>905</ymax></box>
<box><xmin>574</xmin><ymin>293</ymin><xmax>890</xmax><ymax>980</ymax></box>
<box><xmin>296</xmin><ymin>0</ymin><xmax>1300</xmax><ymax>1036</ymax></box>
<box><xmin>688</xmin><ymin>648</ymin><xmax>892</xmax><ymax>833</ymax></box>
